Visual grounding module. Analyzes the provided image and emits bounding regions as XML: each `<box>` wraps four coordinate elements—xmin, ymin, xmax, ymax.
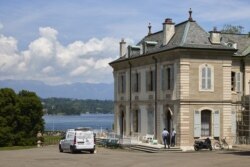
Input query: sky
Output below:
<box><xmin>0</xmin><ymin>0</ymin><xmax>250</xmax><ymax>85</ymax></box>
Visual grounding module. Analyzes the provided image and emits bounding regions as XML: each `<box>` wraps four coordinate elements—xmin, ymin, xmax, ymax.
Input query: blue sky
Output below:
<box><xmin>0</xmin><ymin>0</ymin><xmax>250</xmax><ymax>85</ymax></box>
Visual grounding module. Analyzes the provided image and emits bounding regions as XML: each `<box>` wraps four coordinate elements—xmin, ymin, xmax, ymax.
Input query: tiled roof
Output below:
<box><xmin>141</xmin><ymin>20</ymin><xmax>233</xmax><ymax>52</ymax></box>
<box><xmin>110</xmin><ymin>20</ymin><xmax>239</xmax><ymax>64</ymax></box>
<box><xmin>221</xmin><ymin>33</ymin><xmax>250</xmax><ymax>56</ymax></box>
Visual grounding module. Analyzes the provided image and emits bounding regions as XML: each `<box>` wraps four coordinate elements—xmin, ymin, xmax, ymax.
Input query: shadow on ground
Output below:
<box><xmin>222</xmin><ymin>151</ymin><xmax>250</xmax><ymax>156</ymax></box>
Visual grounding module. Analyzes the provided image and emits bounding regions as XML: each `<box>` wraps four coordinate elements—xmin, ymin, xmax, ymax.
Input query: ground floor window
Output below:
<box><xmin>201</xmin><ymin>110</ymin><xmax>211</xmax><ymax>136</ymax></box>
<box><xmin>147</xmin><ymin>110</ymin><xmax>154</xmax><ymax>134</ymax></box>
<box><xmin>133</xmin><ymin>110</ymin><xmax>139</xmax><ymax>132</ymax></box>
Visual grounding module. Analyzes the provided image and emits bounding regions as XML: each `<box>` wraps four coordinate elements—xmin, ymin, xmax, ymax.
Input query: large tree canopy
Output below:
<box><xmin>0</xmin><ymin>88</ymin><xmax>44</xmax><ymax>146</ymax></box>
<box><xmin>221</xmin><ymin>24</ymin><xmax>244</xmax><ymax>34</ymax></box>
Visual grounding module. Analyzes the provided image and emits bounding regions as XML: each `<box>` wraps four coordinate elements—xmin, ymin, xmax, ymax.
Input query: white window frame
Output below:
<box><xmin>146</xmin><ymin>69</ymin><xmax>155</xmax><ymax>92</ymax></box>
<box><xmin>118</xmin><ymin>73</ymin><xmax>126</xmax><ymax>94</ymax></box>
<box><xmin>231</xmin><ymin>71</ymin><xmax>242</xmax><ymax>93</ymax></box>
<box><xmin>193</xmin><ymin>108</ymin><xmax>220</xmax><ymax>138</ymax></box>
<box><xmin>199</xmin><ymin>64</ymin><xmax>214</xmax><ymax>92</ymax></box>
<box><xmin>132</xmin><ymin>71</ymin><xmax>141</xmax><ymax>93</ymax></box>
<box><xmin>161</xmin><ymin>65</ymin><xmax>174</xmax><ymax>91</ymax></box>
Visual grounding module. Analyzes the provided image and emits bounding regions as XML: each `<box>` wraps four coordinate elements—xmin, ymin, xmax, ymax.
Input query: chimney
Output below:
<box><xmin>120</xmin><ymin>38</ymin><xmax>126</xmax><ymax>57</ymax></box>
<box><xmin>148</xmin><ymin>23</ymin><xmax>152</xmax><ymax>35</ymax></box>
<box><xmin>163</xmin><ymin>18</ymin><xmax>175</xmax><ymax>45</ymax></box>
<box><xmin>209</xmin><ymin>27</ymin><xmax>221</xmax><ymax>44</ymax></box>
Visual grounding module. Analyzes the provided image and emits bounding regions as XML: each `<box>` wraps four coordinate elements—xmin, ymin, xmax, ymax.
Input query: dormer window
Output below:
<box><xmin>226</xmin><ymin>42</ymin><xmax>237</xmax><ymax>49</ymax></box>
<box><xmin>227</xmin><ymin>43</ymin><xmax>233</xmax><ymax>47</ymax></box>
<box><xmin>143</xmin><ymin>41</ymin><xmax>157</xmax><ymax>54</ymax></box>
<box><xmin>128</xmin><ymin>45</ymin><xmax>141</xmax><ymax>57</ymax></box>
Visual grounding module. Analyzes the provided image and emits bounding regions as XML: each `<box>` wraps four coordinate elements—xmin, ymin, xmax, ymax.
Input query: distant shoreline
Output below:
<box><xmin>43</xmin><ymin>113</ymin><xmax>114</xmax><ymax>116</ymax></box>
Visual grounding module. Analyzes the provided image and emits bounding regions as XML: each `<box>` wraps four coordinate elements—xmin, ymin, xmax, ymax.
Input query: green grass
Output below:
<box><xmin>0</xmin><ymin>136</ymin><xmax>62</xmax><ymax>150</ymax></box>
<box><xmin>0</xmin><ymin>146</ymin><xmax>36</xmax><ymax>151</ymax></box>
<box><xmin>44</xmin><ymin>135</ymin><xmax>62</xmax><ymax>145</ymax></box>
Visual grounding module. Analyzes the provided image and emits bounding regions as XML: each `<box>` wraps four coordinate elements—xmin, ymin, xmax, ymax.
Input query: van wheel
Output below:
<box><xmin>59</xmin><ymin>144</ymin><xmax>63</xmax><ymax>152</ymax></box>
<box><xmin>70</xmin><ymin>146</ymin><xmax>75</xmax><ymax>154</ymax></box>
<box><xmin>90</xmin><ymin>149</ymin><xmax>95</xmax><ymax>154</ymax></box>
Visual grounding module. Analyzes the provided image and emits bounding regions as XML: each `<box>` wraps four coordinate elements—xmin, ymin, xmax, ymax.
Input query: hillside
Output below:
<box><xmin>42</xmin><ymin>98</ymin><xmax>114</xmax><ymax>115</ymax></box>
<box><xmin>0</xmin><ymin>79</ymin><xmax>114</xmax><ymax>100</ymax></box>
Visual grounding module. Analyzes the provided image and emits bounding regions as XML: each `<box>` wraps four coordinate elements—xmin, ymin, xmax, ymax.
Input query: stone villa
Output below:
<box><xmin>109</xmin><ymin>9</ymin><xmax>250</xmax><ymax>150</ymax></box>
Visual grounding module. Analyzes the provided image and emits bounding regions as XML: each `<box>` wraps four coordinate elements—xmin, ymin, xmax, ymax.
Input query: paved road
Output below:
<box><xmin>0</xmin><ymin>146</ymin><xmax>250</xmax><ymax>167</ymax></box>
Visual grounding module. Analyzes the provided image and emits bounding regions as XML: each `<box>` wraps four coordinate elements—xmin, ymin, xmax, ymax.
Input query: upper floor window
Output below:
<box><xmin>199</xmin><ymin>64</ymin><xmax>214</xmax><ymax>91</ymax></box>
<box><xmin>146</xmin><ymin>70</ymin><xmax>155</xmax><ymax>91</ymax></box>
<box><xmin>162</xmin><ymin>65</ymin><xmax>174</xmax><ymax>91</ymax></box>
<box><xmin>231</xmin><ymin>71</ymin><xmax>241</xmax><ymax>92</ymax></box>
<box><xmin>132</xmin><ymin>72</ymin><xmax>141</xmax><ymax>92</ymax></box>
<box><xmin>118</xmin><ymin>73</ymin><xmax>126</xmax><ymax>94</ymax></box>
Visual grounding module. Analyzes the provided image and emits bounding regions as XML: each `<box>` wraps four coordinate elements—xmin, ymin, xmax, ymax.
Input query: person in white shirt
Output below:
<box><xmin>171</xmin><ymin>128</ymin><xmax>176</xmax><ymax>147</ymax></box>
<box><xmin>162</xmin><ymin>128</ymin><xmax>169</xmax><ymax>149</ymax></box>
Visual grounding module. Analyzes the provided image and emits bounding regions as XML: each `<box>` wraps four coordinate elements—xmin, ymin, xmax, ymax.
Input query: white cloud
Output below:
<box><xmin>0</xmin><ymin>34</ymin><xmax>20</xmax><ymax>72</ymax></box>
<box><xmin>39</xmin><ymin>27</ymin><xmax>58</xmax><ymax>40</ymax></box>
<box><xmin>70</xmin><ymin>66</ymin><xmax>87</xmax><ymax>76</ymax></box>
<box><xmin>42</xmin><ymin>66</ymin><xmax>54</xmax><ymax>74</ymax></box>
<box><xmin>28</xmin><ymin>37</ymin><xmax>55</xmax><ymax>58</ymax></box>
<box><xmin>94</xmin><ymin>58</ymin><xmax>113</xmax><ymax>69</ymax></box>
<box><xmin>0</xmin><ymin>25</ymin><xmax>125</xmax><ymax>84</ymax></box>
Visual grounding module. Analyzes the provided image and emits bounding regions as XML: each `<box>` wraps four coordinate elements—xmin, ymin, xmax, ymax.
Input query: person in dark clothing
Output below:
<box><xmin>171</xmin><ymin>128</ymin><xmax>176</xmax><ymax>147</ymax></box>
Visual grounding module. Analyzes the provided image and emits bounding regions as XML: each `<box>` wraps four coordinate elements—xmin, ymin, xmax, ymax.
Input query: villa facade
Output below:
<box><xmin>109</xmin><ymin>10</ymin><xmax>250</xmax><ymax>150</ymax></box>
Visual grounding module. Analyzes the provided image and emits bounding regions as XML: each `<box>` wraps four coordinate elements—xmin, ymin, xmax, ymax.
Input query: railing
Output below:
<box><xmin>235</xmin><ymin>136</ymin><xmax>250</xmax><ymax>144</ymax></box>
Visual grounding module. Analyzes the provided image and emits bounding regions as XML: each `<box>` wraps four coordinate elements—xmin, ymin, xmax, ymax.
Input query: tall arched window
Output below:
<box><xmin>201</xmin><ymin>110</ymin><xmax>211</xmax><ymax>136</ymax></box>
<box><xmin>199</xmin><ymin>64</ymin><xmax>214</xmax><ymax>91</ymax></box>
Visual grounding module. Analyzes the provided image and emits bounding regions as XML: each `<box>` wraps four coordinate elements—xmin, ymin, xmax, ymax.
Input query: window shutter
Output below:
<box><xmin>166</xmin><ymin>67</ymin><xmax>170</xmax><ymax>90</ymax></box>
<box><xmin>124</xmin><ymin>74</ymin><xmax>126</xmax><ymax>93</ymax></box>
<box><xmin>207</xmin><ymin>67</ymin><xmax>211</xmax><ymax>89</ymax></box>
<box><xmin>170</xmin><ymin>66</ymin><xmax>174</xmax><ymax>90</ymax></box>
<box><xmin>231</xmin><ymin>111</ymin><xmax>236</xmax><ymax>135</ymax></box>
<box><xmin>118</xmin><ymin>75</ymin><xmax>121</xmax><ymax>93</ymax></box>
<box><xmin>213</xmin><ymin>110</ymin><xmax>220</xmax><ymax>137</ymax></box>
<box><xmin>202</xmin><ymin>68</ymin><xmax>206</xmax><ymax>89</ymax></box>
<box><xmin>194</xmin><ymin>110</ymin><xmax>201</xmax><ymax>137</ymax></box>
<box><xmin>152</xmin><ymin>70</ymin><xmax>155</xmax><ymax>91</ymax></box>
<box><xmin>146</xmin><ymin>71</ymin><xmax>150</xmax><ymax>91</ymax></box>
<box><xmin>236</xmin><ymin>72</ymin><xmax>241</xmax><ymax>92</ymax></box>
<box><xmin>131</xmin><ymin>73</ymin><xmax>135</xmax><ymax>92</ymax></box>
<box><xmin>138</xmin><ymin>73</ymin><xmax>141</xmax><ymax>92</ymax></box>
<box><xmin>161</xmin><ymin>67</ymin><xmax>166</xmax><ymax>91</ymax></box>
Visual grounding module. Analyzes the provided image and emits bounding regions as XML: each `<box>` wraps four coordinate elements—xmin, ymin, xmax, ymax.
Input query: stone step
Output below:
<box><xmin>129</xmin><ymin>144</ymin><xmax>182</xmax><ymax>153</ymax></box>
<box><xmin>129</xmin><ymin>145</ymin><xmax>160</xmax><ymax>153</ymax></box>
<box><xmin>160</xmin><ymin>147</ymin><xmax>182</xmax><ymax>152</ymax></box>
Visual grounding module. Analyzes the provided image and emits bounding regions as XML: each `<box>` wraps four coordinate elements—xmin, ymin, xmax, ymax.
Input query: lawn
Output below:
<box><xmin>0</xmin><ymin>135</ymin><xmax>61</xmax><ymax>150</ymax></box>
<box><xmin>0</xmin><ymin>146</ymin><xmax>36</xmax><ymax>151</ymax></box>
<box><xmin>43</xmin><ymin>135</ymin><xmax>62</xmax><ymax>145</ymax></box>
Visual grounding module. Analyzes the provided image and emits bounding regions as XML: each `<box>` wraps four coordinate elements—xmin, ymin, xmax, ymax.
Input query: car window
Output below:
<box><xmin>66</xmin><ymin>132</ymin><xmax>75</xmax><ymax>140</ymax></box>
<box><xmin>77</xmin><ymin>131</ymin><xmax>93</xmax><ymax>139</ymax></box>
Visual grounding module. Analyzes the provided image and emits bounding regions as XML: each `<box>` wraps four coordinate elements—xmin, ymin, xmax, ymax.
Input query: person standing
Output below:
<box><xmin>171</xmin><ymin>128</ymin><xmax>176</xmax><ymax>147</ymax></box>
<box><xmin>162</xmin><ymin>128</ymin><xmax>169</xmax><ymax>149</ymax></box>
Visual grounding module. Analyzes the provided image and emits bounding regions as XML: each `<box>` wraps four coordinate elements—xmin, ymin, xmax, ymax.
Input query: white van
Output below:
<box><xmin>59</xmin><ymin>127</ymin><xmax>96</xmax><ymax>154</ymax></box>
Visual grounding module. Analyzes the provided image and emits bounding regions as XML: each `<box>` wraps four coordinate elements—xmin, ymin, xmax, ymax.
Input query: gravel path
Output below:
<box><xmin>0</xmin><ymin>145</ymin><xmax>250</xmax><ymax>167</ymax></box>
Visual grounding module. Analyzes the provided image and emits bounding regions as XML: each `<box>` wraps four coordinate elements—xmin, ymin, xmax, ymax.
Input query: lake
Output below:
<box><xmin>43</xmin><ymin>114</ymin><xmax>114</xmax><ymax>131</ymax></box>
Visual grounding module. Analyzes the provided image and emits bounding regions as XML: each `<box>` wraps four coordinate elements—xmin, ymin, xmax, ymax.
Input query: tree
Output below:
<box><xmin>0</xmin><ymin>88</ymin><xmax>18</xmax><ymax>146</ymax></box>
<box><xmin>221</xmin><ymin>24</ymin><xmax>244</xmax><ymax>34</ymax></box>
<box><xmin>0</xmin><ymin>88</ymin><xmax>44</xmax><ymax>146</ymax></box>
<box><xmin>16</xmin><ymin>90</ymin><xmax>44</xmax><ymax>145</ymax></box>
